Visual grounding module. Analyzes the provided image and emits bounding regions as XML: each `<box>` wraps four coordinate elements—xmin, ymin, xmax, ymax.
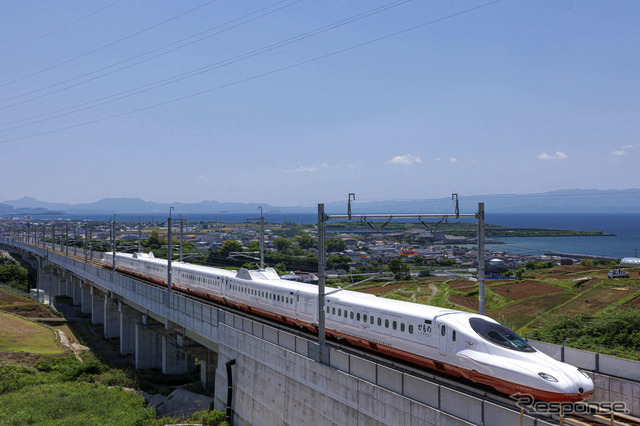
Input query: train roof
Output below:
<box><xmin>113</xmin><ymin>252</ymin><xmax>484</xmax><ymax>322</ymax></box>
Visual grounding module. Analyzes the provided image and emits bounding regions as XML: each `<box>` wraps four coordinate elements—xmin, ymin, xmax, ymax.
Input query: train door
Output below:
<box><xmin>439</xmin><ymin>323</ymin><xmax>448</xmax><ymax>356</ymax></box>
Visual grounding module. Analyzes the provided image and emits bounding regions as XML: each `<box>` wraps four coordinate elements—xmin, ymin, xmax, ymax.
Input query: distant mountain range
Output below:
<box><xmin>2</xmin><ymin>189</ymin><xmax>640</xmax><ymax>216</ymax></box>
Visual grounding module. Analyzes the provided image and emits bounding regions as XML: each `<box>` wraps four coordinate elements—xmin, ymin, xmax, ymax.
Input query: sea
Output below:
<box><xmin>10</xmin><ymin>212</ymin><xmax>640</xmax><ymax>260</ymax></box>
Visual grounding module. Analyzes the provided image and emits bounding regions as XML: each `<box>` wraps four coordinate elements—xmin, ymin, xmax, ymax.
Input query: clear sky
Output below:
<box><xmin>0</xmin><ymin>0</ymin><xmax>638</xmax><ymax>207</ymax></box>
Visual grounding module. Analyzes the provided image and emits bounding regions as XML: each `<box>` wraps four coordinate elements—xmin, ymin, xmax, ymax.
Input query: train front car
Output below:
<box><xmin>452</xmin><ymin>315</ymin><xmax>594</xmax><ymax>402</ymax></box>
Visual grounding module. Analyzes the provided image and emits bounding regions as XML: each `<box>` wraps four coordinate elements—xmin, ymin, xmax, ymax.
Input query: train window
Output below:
<box><xmin>356</xmin><ymin>313</ymin><xmax>360</xmax><ymax>321</ymax></box>
<box><xmin>370</xmin><ymin>316</ymin><xmax>374</xmax><ymax>325</ymax></box>
<box><xmin>344</xmin><ymin>310</ymin><xmax>347</xmax><ymax>318</ymax></box>
<box><xmin>400</xmin><ymin>323</ymin><xmax>405</xmax><ymax>332</ymax></box>
<box><xmin>363</xmin><ymin>314</ymin><xmax>367</xmax><ymax>322</ymax></box>
<box><xmin>392</xmin><ymin>321</ymin><xmax>397</xmax><ymax>330</ymax></box>
<box><xmin>452</xmin><ymin>330</ymin><xmax>456</xmax><ymax>341</ymax></box>
<box><xmin>332</xmin><ymin>307</ymin><xmax>336</xmax><ymax>315</ymax></box>
<box><xmin>385</xmin><ymin>319</ymin><xmax>389</xmax><ymax>328</ymax></box>
<box><xmin>338</xmin><ymin>309</ymin><xmax>342</xmax><ymax>316</ymax></box>
<box><xmin>469</xmin><ymin>318</ymin><xmax>536</xmax><ymax>352</ymax></box>
<box><xmin>377</xmin><ymin>318</ymin><xmax>381</xmax><ymax>326</ymax></box>
<box><xmin>326</xmin><ymin>306</ymin><xmax>330</xmax><ymax>313</ymax></box>
<box><xmin>409</xmin><ymin>325</ymin><xmax>413</xmax><ymax>334</ymax></box>
<box><xmin>441</xmin><ymin>325</ymin><xmax>446</xmax><ymax>336</ymax></box>
<box><xmin>277</xmin><ymin>295</ymin><xmax>281</xmax><ymax>302</ymax></box>
<box><xmin>350</xmin><ymin>312</ymin><xmax>354</xmax><ymax>320</ymax></box>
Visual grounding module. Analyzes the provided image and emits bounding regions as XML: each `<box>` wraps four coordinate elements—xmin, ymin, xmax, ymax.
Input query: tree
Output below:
<box><xmin>145</xmin><ymin>231</ymin><xmax>162</xmax><ymax>251</ymax></box>
<box><xmin>273</xmin><ymin>237</ymin><xmax>292</xmax><ymax>253</ymax></box>
<box><xmin>294</xmin><ymin>233</ymin><xmax>315</xmax><ymax>250</ymax></box>
<box><xmin>327</xmin><ymin>254</ymin><xmax>351</xmax><ymax>271</ymax></box>
<box><xmin>388</xmin><ymin>259</ymin><xmax>410</xmax><ymax>281</ymax></box>
<box><xmin>246</xmin><ymin>241</ymin><xmax>260</xmax><ymax>252</ymax></box>
<box><xmin>221</xmin><ymin>240</ymin><xmax>242</xmax><ymax>254</ymax></box>
<box><xmin>326</xmin><ymin>238</ymin><xmax>346</xmax><ymax>253</ymax></box>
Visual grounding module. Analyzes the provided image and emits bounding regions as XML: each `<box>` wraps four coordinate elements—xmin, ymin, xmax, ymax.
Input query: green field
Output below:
<box><xmin>0</xmin><ymin>311</ymin><xmax>64</xmax><ymax>355</ymax></box>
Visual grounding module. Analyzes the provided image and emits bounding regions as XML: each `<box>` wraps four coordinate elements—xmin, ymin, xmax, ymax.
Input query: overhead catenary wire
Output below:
<box><xmin>0</xmin><ymin>0</ymin><xmax>502</xmax><ymax>145</ymax></box>
<box><xmin>0</xmin><ymin>0</ymin><xmax>304</xmax><ymax>111</ymax></box>
<box><xmin>0</xmin><ymin>0</ymin><xmax>410</xmax><ymax>131</ymax></box>
<box><xmin>0</xmin><ymin>0</ymin><xmax>220</xmax><ymax>89</ymax></box>
<box><xmin>0</xmin><ymin>0</ymin><xmax>124</xmax><ymax>58</ymax></box>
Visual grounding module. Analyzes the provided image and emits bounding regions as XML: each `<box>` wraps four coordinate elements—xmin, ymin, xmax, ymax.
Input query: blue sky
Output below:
<box><xmin>0</xmin><ymin>0</ymin><xmax>638</xmax><ymax>206</ymax></box>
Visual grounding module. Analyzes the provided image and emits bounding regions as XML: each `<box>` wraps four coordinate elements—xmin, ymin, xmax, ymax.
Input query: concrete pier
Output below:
<box><xmin>91</xmin><ymin>287</ymin><xmax>105</xmax><ymax>325</ymax></box>
<box><xmin>72</xmin><ymin>277</ymin><xmax>81</xmax><ymax>305</ymax></box>
<box><xmin>162</xmin><ymin>335</ymin><xmax>194</xmax><ymax>375</ymax></box>
<box><xmin>104</xmin><ymin>295</ymin><xmax>120</xmax><ymax>339</ymax></box>
<box><xmin>80</xmin><ymin>282</ymin><xmax>91</xmax><ymax>314</ymax></box>
<box><xmin>119</xmin><ymin>302</ymin><xmax>137</xmax><ymax>356</ymax></box>
<box><xmin>135</xmin><ymin>315</ymin><xmax>162</xmax><ymax>370</ymax></box>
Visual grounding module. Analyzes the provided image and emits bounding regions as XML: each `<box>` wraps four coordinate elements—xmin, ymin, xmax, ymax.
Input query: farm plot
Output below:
<box><xmin>491</xmin><ymin>280</ymin><xmax>566</xmax><ymax>300</ymax></box>
<box><xmin>554</xmin><ymin>285</ymin><xmax>640</xmax><ymax>316</ymax></box>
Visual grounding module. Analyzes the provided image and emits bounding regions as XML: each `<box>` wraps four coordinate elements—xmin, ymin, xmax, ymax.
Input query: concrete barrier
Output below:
<box><xmin>349</xmin><ymin>355</ymin><xmax>376</xmax><ymax>383</ymax></box>
<box><xmin>565</xmin><ymin>346</ymin><xmax>597</xmax><ymax>370</ymax></box>
<box><xmin>376</xmin><ymin>364</ymin><xmax>403</xmax><ymax>394</ymax></box>
<box><xmin>440</xmin><ymin>387</ymin><xmax>483</xmax><ymax>425</ymax></box>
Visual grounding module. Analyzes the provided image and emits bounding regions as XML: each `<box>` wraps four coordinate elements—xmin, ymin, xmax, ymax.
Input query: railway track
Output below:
<box><xmin>563</xmin><ymin>405</ymin><xmax>640</xmax><ymax>426</ymax></box>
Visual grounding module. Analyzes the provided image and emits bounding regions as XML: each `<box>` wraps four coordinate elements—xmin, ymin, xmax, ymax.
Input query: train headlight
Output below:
<box><xmin>538</xmin><ymin>372</ymin><xmax>558</xmax><ymax>382</ymax></box>
<box><xmin>578</xmin><ymin>369</ymin><xmax>591</xmax><ymax>379</ymax></box>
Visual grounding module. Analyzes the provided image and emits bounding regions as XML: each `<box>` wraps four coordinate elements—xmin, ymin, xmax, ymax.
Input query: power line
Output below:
<box><xmin>0</xmin><ymin>0</ymin><xmax>407</xmax><ymax>131</ymax></box>
<box><xmin>0</xmin><ymin>0</ymin><xmax>220</xmax><ymax>89</ymax></box>
<box><xmin>0</xmin><ymin>0</ymin><xmax>124</xmax><ymax>57</ymax></box>
<box><xmin>0</xmin><ymin>0</ymin><xmax>502</xmax><ymax>145</ymax></box>
<box><xmin>0</xmin><ymin>0</ymin><xmax>302</xmax><ymax>110</ymax></box>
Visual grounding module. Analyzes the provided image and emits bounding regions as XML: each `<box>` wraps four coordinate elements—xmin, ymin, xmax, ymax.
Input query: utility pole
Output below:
<box><xmin>73</xmin><ymin>225</ymin><xmax>77</xmax><ymax>256</ymax></box>
<box><xmin>138</xmin><ymin>220</ymin><xmax>142</xmax><ymax>253</ymax></box>
<box><xmin>112</xmin><ymin>214</ymin><xmax>118</xmax><ymax>278</ymax></box>
<box><xmin>84</xmin><ymin>221</ymin><xmax>88</xmax><ymax>263</ymax></box>
<box><xmin>314</xmin><ymin>197</ymin><xmax>484</xmax><ymax>363</ymax></box>
<box><xmin>65</xmin><ymin>223</ymin><xmax>69</xmax><ymax>257</ymax></box>
<box><xmin>167</xmin><ymin>207</ymin><xmax>174</xmax><ymax>305</ymax></box>
<box><xmin>477</xmin><ymin>202</ymin><xmax>485</xmax><ymax>315</ymax></box>
<box><xmin>179</xmin><ymin>213</ymin><xmax>183</xmax><ymax>262</ymax></box>
<box><xmin>317</xmin><ymin>204</ymin><xmax>328</xmax><ymax>363</ymax></box>
<box><xmin>247</xmin><ymin>206</ymin><xmax>265</xmax><ymax>269</ymax></box>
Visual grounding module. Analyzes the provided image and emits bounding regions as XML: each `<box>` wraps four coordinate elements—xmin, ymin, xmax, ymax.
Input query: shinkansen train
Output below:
<box><xmin>103</xmin><ymin>251</ymin><xmax>594</xmax><ymax>402</ymax></box>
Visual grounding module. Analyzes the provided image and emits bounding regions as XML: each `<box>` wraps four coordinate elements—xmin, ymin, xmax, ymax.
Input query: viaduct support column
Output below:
<box><xmin>80</xmin><ymin>282</ymin><xmax>92</xmax><ymax>314</ymax></box>
<box><xmin>135</xmin><ymin>315</ymin><xmax>162</xmax><ymax>369</ymax></box>
<box><xmin>72</xmin><ymin>277</ymin><xmax>81</xmax><ymax>306</ymax></box>
<box><xmin>64</xmin><ymin>273</ymin><xmax>72</xmax><ymax>298</ymax></box>
<box><xmin>119</xmin><ymin>302</ymin><xmax>137</xmax><ymax>356</ymax></box>
<box><xmin>200</xmin><ymin>349</ymin><xmax>218</xmax><ymax>391</ymax></box>
<box><xmin>104</xmin><ymin>295</ymin><xmax>120</xmax><ymax>338</ymax></box>
<box><xmin>91</xmin><ymin>287</ymin><xmax>105</xmax><ymax>325</ymax></box>
<box><xmin>161</xmin><ymin>334</ymin><xmax>194</xmax><ymax>375</ymax></box>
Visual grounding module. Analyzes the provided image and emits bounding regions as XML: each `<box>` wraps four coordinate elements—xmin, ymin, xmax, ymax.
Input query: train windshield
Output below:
<box><xmin>469</xmin><ymin>318</ymin><xmax>536</xmax><ymax>353</ymax></box>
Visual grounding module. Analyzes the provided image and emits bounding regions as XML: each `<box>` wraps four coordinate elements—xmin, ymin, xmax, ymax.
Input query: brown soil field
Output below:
<box><xmin>555</xmin><ymin>286</ymin><xmax>640</xmax><ymax>316</ymax></box>
<box><xmin>621</xmin><ymin>295</ymin><xmax>640</xmax><ymax>309</ymax></box>
<box><xmin>489</xmin><ymin>293</ymin><xmax>575</xmax><ymax>330</ymax></box>
<box><xmin>0</xmin><ymin>351</ymin><xmax>44</xmax><ymax>367</ymax></box>
<box><xmin>491</xmin><ymin>281</ymin><xmax>565</xmax><ymax>300</ymax></box>
<box><xmin>0</xmin><ymin>289</ymin><xmax>57</xmax><ymax>318</ymax></box>
<box><xmin>356</xmin><ymin>282</ymin><xmax>409</xmax><ymax>295</ymax></box>
<box><xmin>548</xmin><ymin>265</ymin><xmax>607</xmax><ymax>274</ymax></box>
<box><xmin>449</xmin><ymin>295</ymin><xmax>477</xmax><ymax>311</ymax></box>
<box><xmin>447</xmin><ymin>281</ymin><xmax>477</xmax><ymax>290</ymax></box>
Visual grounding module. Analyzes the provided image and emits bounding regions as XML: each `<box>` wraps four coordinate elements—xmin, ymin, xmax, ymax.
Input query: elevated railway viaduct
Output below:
<box><xmin>1</xmin><ymin>237</ymin><xmax>639</xmax><ymax>426</ymax></box>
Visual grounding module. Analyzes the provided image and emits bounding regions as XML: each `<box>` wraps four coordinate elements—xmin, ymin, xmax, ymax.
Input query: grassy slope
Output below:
<box><xmin>0</xmin><ymin>311</ymin><xmax>64</xmax><ymax>354</ymax></box>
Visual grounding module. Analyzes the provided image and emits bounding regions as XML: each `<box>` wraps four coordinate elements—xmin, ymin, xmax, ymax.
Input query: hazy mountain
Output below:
<box><xmin>3</xmin><ymin>189</ymin><xmax>640</xmax><ymax>215</ymax></box>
